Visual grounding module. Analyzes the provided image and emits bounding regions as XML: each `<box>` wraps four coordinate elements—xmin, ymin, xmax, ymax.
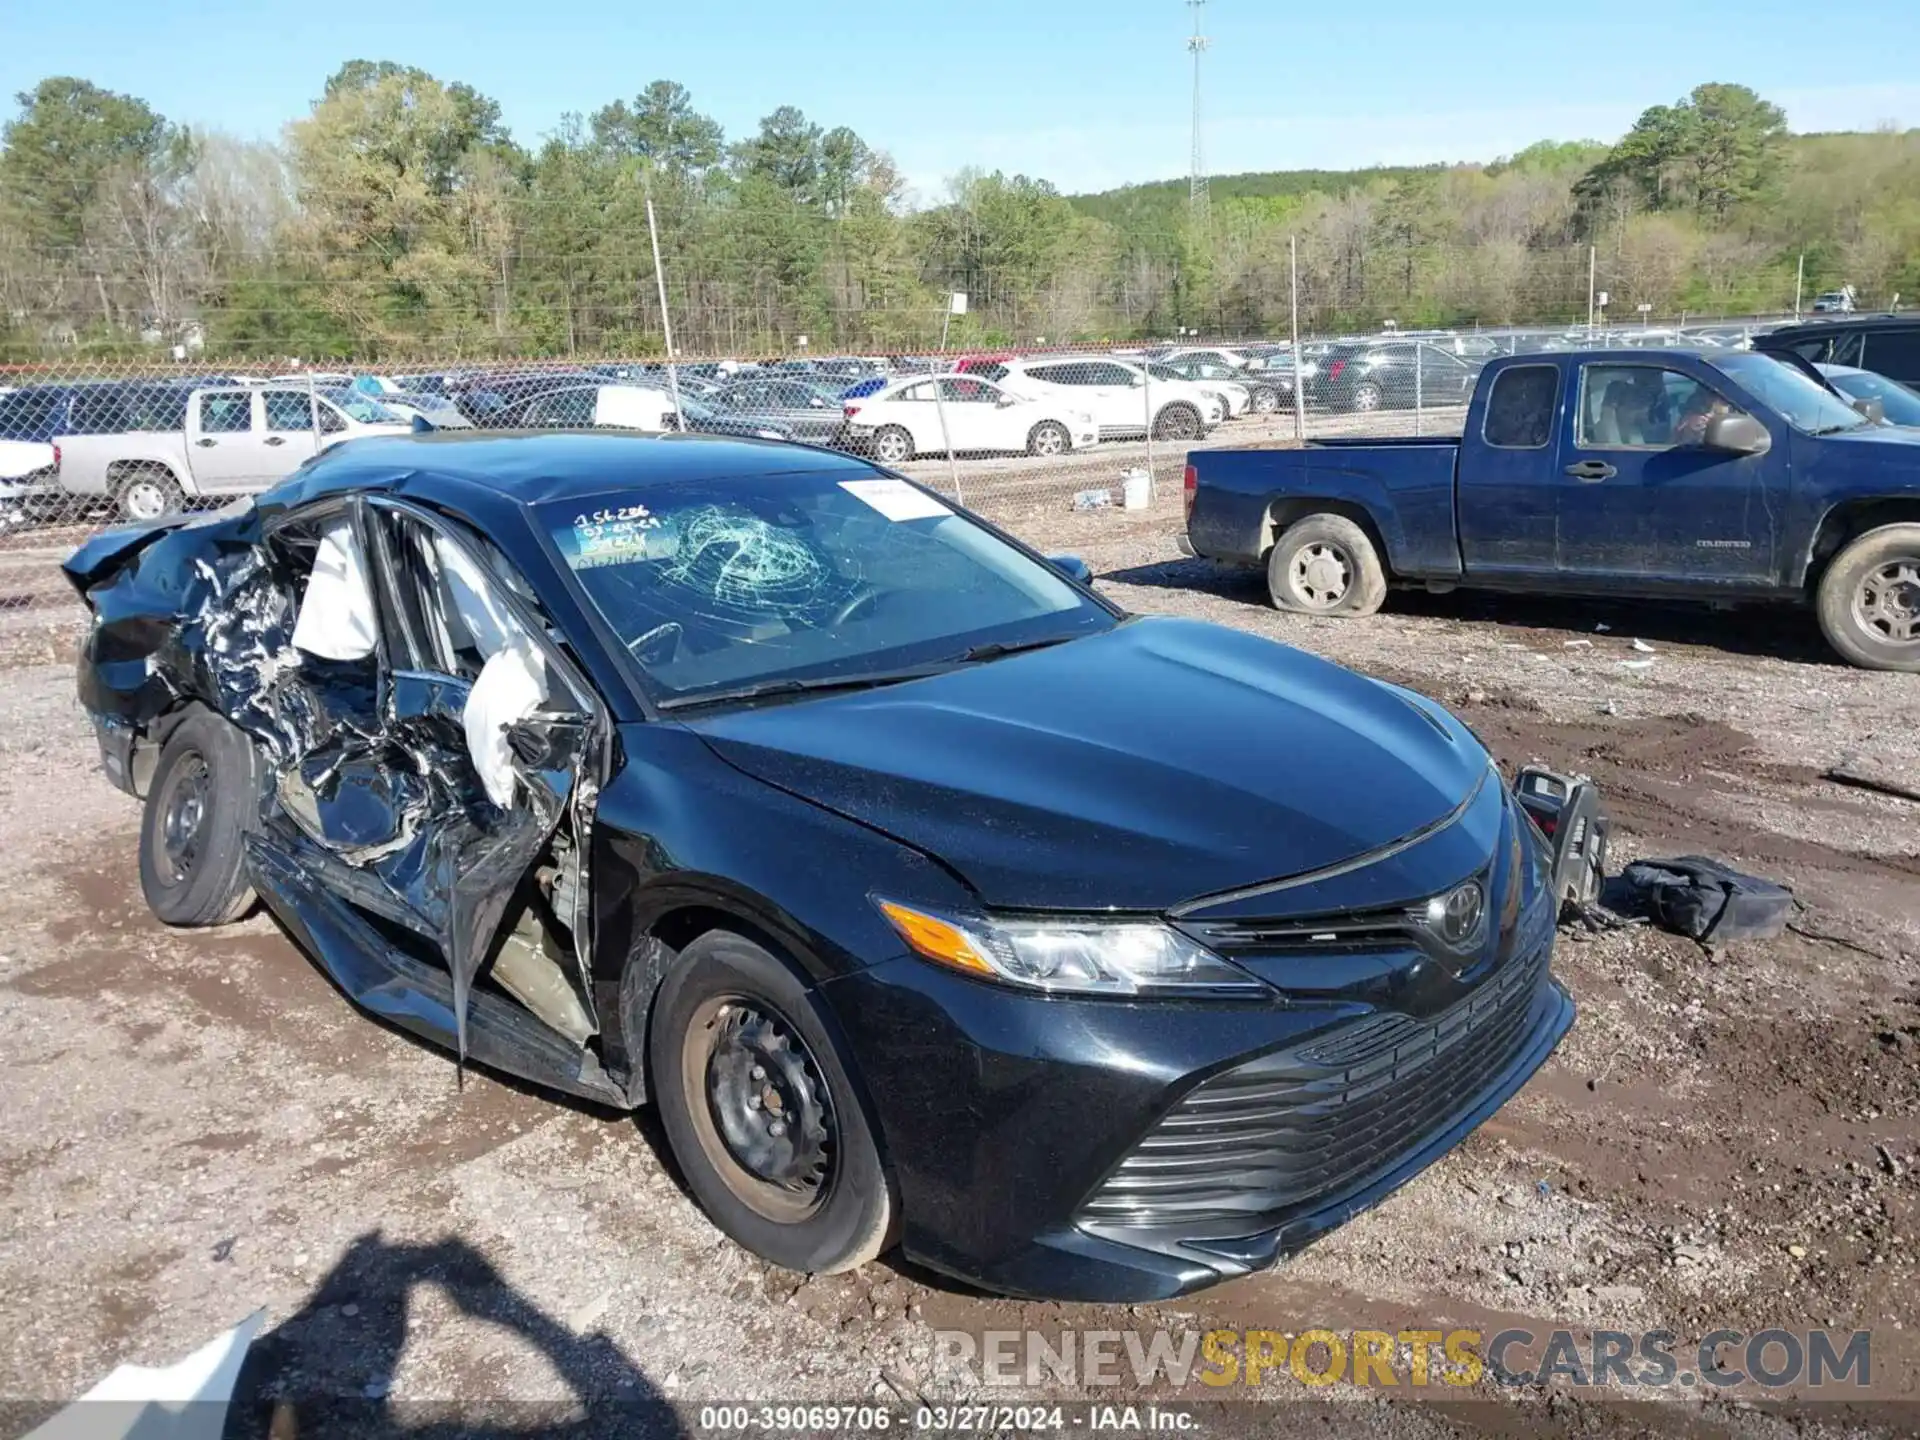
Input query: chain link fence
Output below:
<box><xmin>0</xmin><ymin>224</ymin><xmax>1834</xmax><ymax>576</ymax></box>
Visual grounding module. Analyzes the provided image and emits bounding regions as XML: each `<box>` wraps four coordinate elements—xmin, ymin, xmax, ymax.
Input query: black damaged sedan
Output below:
<box><xmin>66</xmin><ymin>432</ymin><xmax>1572</xmax><ymax>1301</ymax></box>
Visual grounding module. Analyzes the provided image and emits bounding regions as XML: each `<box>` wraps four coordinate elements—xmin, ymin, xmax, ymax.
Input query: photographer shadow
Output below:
<box><xmin>227</xmin><ymin>1230</ymin><xmax>684</xmax><ymax>1440</ymax></box>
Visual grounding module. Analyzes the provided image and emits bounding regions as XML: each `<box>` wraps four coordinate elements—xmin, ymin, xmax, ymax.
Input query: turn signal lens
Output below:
<box><xmin>877</xmin><ymin>900</ymin><xmax>995</xmax><ymax>976</ymax></box>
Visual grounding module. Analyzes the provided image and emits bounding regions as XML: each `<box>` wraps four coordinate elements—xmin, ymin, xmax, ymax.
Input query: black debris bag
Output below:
<box><xmin>1619</xmin><ymin>857</ymin><xmax>1793</xmax><ymax>943</ymax></box>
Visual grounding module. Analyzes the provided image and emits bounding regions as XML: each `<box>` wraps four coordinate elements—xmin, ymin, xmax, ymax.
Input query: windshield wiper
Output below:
<box><xmin>956</xmin><ymin>635</ymin><xmax>1078</xmax><ymax>663</ymax></box>
<box><xmin>656</xmin><ymin>667</ymin><xmax>943</xmax><ymax>711</ymax></box>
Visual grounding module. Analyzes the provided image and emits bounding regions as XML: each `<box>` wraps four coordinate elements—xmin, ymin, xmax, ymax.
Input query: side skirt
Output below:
<box><xmin>246</xmin><ymin>835</ymin><xmax>631</xmax><ymax>1111</ymax></box>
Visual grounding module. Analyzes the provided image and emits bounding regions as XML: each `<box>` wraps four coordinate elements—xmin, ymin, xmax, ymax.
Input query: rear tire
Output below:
<box><xmin>1266</xmin><ymin>513</ymin><xmax>1388</xmax><ymax>618</ymax></box>
<box><xmin>1249</xmin><ymin>386</ymin><xmax>1280</xmax><ymax>415</ymax></box>
<box><xmin>1816</xmin><ymin>523</ymin><xmax>1920</xmax><ymax>671</ymax></box>
<box><xmin>139</xmin><ymin>709</ymin><xmax>260</xmax><ymax>927</ymax></box>
<box><xmin>870</xmin><ymin>426</ymin><xmax>914</xmax><ymax>465</ymax></box>
<box><xmin>649</xmin><ymin>931</ymin><xmax>895</xmax><ymax>1275</ymax></box>
<box><xmin>1027</xmin><ymin>420</ymin><xmax>1071</xmax><ymax>457</ymax></box>
<box><xmin>116</xmin><ymin>466</ymin><xmax>185</xmax><ymax>522</ymax></box>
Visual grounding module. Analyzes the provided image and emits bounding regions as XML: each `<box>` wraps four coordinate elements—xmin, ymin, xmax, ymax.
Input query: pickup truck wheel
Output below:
<box><xmin>1817</xmin><ymin>524</ymin><xmax>1920</xmax><ymax>671</ymax></box>
<box><xmin>117</xmin><ymin>467</ymin><xmax>185</xmax><ymax>522</ymax></box>
<box><xmin>1267</xmin><ymin>514</ymin><xmax>1387</xmax><ymax>618</ymax></box>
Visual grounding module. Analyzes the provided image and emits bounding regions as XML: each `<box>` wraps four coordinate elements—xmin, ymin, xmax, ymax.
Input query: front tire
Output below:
<box><xmin>1266</xmin><ymin>513</ymin><xmax>1388</xmax><ymax>617</ymax></box>
<box><xmin>1027</xmin><ymin>420</ymin><xmax>1071</xmax><ymax>457</ymax></box>
<box><xmin>870</xmin><ymin>426</ymin><xmax>914</xmax><ymax>465</ymax></box>
<box><xmin>1249</xmin><ymin>386</ymin><xmax>1280</xmax><ymax>415</ymax></box>
<box><xmin>649</xmin><ymin>931</ymin><xmax>895</xmax><ymax>1275</ymax></box>
<box><xmin>1152</xmin><ymin>403</ymin><xmax>1201</xmax><ymax>441</ymax></box>
<box><xmin>139</xmin><ymin>709</ymin><xmax>260</xmax><ymax>926</ymax></box>
<box><xmin>1349</xmin><ymin>382</ymin><xmax>1384</xmax><ymax>414</ymax></box>
<box><xmin>1816</xmin><ymin>523</ymin><xmax>1920</xmax><ymax>671</ymax></box>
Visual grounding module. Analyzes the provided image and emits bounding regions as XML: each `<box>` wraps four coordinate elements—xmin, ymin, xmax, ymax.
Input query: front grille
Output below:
<box><xmin>1078</xmin><ymin>940</ymin><xmax>1550</xmax><ymax>1231</ymax></box>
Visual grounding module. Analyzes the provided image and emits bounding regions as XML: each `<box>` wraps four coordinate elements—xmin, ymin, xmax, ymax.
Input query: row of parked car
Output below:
<box><xmin>4</xmin><ymin>313</ymin><xmax>1917</xmax><ymax>523</ymax></box>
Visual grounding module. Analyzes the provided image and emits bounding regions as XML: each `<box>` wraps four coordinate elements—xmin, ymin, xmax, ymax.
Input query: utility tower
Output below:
<box><xmin>1186</xmin><ymin>0</ymin><xmax>1210</xmax><ymax>226</ymax></box>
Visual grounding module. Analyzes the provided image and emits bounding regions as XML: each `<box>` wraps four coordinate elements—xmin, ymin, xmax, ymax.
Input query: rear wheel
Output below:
<box><xmin>117</xmin><ymin>467</ymin><xmax>185</xmax><ymax>522</ymax></box>
<box><xmin>1027</xmin><ymin>420</ymin><xmax>1071</xmax><ymax>457</ymax></box>
<box><xmin>870</xmin><ymin>426</ymin><xmax>914</xmax><ymax>465</ymax></box>
<box><xmin>1249</xmin><ymin>386</ymin><xmax>1280</xmax><ymax>415</ymax></box>
<box><xmin>1152</xmin><ymin>403</ymin><xmax>1201</xmax><ymax>441</ymax></box>
<box><xmin>1266</xmin><ymin>513</ymin><xmax>1388</xmax><ymax>618</ymax></box>
<box><xmin>1816</xmin><ymin>523</ymin><xmax>1920</xmax><ymax>671</ymax></box>
<box><xmin>139</xmin><ymin>709</ymin><xmax>260</xmax><ymax>926</ymax></box>
<box><xmin>649</xmin><ymin>931</ymin><xmax>895</xmax><ymax>1275</ymax></box>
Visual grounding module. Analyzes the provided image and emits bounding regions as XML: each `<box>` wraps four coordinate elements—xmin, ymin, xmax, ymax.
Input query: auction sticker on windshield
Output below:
<box><xmin>838</xmin><ymin>478</ymin><xmax>950</xmax><ymax>521</ymax></box>
<box><xmin>571</xmin><ymin>504</ymin><xmax>665</xmax><ymax>568</ymax></box>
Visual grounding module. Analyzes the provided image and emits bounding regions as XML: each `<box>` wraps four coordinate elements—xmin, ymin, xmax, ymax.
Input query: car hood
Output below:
<box><xmin>685</xmin><ymin>616</ymin><xmax>1488</xmax><ymax>911</ymax></box>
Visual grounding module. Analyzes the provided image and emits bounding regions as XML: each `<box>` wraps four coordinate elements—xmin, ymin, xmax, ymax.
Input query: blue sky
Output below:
<box><xmin>4</xmin><ymin>0</ymin><xmax>1915</xmax><ymax>200</ymax></box>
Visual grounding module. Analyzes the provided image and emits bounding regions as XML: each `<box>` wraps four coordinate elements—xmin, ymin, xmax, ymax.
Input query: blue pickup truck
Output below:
<box><xmin>1182</xmin><ymin>347</ymin><xmax>1920</xmax><ymax>670</ymax></box>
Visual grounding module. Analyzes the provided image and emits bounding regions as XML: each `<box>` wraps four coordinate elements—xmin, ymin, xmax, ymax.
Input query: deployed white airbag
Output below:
<box><xmin>465</xmin><ymin>640</ymin><xmax>547</xmax><ymax>807</ymax></box>
<box><xmin>291</xmin><ymin>519</ymin><xmax>378</xmax><ymax>661</ymax></box>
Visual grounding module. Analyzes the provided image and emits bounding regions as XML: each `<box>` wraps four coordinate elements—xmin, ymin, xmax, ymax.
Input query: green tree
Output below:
<box><xmin>0</xmin><ymin>77</ymin><xmax>179</xmax><ymax>255</ymax></box>
<box><xmin>591</xmin><ymin>81</ymin><xmax>724</xmax><ymax>175</ymax></box>
<box><xmin>736</xmin><ymin>106</ymin><xmax>823</xmax><ymax>200</ymax></box>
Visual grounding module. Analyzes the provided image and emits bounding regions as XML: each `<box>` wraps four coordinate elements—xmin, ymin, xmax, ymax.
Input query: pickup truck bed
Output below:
<box><xmin>1182</xmin><ymin>347</ymin><xmax>1920</xmax><ymax>671</ymax></box>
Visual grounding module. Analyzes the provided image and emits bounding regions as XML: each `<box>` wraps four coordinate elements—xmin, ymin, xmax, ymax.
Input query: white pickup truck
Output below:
<box><xmin>59</xmin><ymin>383</ymin><xmax>415</xmax><ymax>520</ymax></box>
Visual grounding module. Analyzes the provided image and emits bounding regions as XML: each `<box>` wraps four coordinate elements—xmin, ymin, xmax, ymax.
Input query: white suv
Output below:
<box><xmin>993</xmin><ymin>357</ymin><xmax>1222</xmax><ymax>441</ymax></box>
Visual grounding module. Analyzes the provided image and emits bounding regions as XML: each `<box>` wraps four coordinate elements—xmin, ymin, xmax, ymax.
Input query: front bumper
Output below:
<box><xmin>822</xmin><ymin>887</ymin><xmax>1570</xmax><ymax>1302</ymax></box>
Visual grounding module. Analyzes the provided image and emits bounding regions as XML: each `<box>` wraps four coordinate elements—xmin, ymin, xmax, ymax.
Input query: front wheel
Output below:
<box><xmin>1249</xmin><ymin>386</ymin><xmax>1280</xmax><ymax>415</ymax></box>
<box><xmin>649</xmin><ymin>931</ymin><xmax>895</xmax><ymax>1275</ymax></box>
<box><xmin>1816</xmin><ymin>523</ymin><xmax>1920</xmax><ymax>671</ymax></box>
<box><xmin>1152</xmin><ymin>404</ymin><xmax>1201</xmax><ymax>441</ymax></box>
<box><xmin>1266</xmin><ymin>513</ymin><xmax>1387</xmax><ymax>617</ymax></box>
<box><xmin>1027</xmin><ymin>420</ymin><xmax>1071</xmax><ymax>457</ymax></box>
<box><xmin>1349</xmin><ymin>382</ymin><xmax>1384</xmax><ymax>414</ymax></box>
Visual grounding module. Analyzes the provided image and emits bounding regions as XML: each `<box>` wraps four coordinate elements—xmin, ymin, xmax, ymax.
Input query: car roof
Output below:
<box><xmin>1761</xmin><ymin>315</ymin><xmax>1915</xmax><ymax>338</ymax></box>
<box><xmin>277</xmin><ymin>430</ymin><xmax>885</xmax><ymax>512</ymax></box>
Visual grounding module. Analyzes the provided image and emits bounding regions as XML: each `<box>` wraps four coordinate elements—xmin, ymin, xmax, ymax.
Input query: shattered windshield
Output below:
<box><xmin>544</xmin><ymin>473</ymin><xmax>1112</xmax><ymax>704</ymax></box>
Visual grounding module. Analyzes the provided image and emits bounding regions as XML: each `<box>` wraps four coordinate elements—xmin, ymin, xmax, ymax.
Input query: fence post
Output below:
<box><xmin>306</xmin><ymin>372</ymin><xmax>321</xmax><ymax>458</ymax></box>
<box><xmin>1142</xmin><ymin>356</ymin><xmax>1155</xmax><ymax>496</ymax></box>
<box><xmin>1289</xmin><ymin>235</ymin><xmax>1306</xmax><ymax>444</ymax></box>
<box><xmin>1414</xmin><ymin>345</ymin><xmax>1424</xmax><ymax>437</ymax></box>
<box><xmin>931</xmin><ymin>378</ymin><xmax>962</xmax><ymax>506</ymax></box>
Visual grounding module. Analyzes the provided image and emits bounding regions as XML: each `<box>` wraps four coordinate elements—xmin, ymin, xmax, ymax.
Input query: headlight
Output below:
<box><xmin>877</xmin><ymin>899</ymin><xmax>1268</xmax><ymax>997</ymax></box>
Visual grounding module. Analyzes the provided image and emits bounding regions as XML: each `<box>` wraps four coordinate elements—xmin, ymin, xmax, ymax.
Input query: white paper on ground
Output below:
<box><xmin>838</xmin><ymin>478</ymin><xmax>951</xmax><ymax>522</ymax></box>
<box><xmin>291</xmin><ymin>519</ymin><xmax>378</xmax><ymax>661</ymax></box>
<box><xmin>26</xmin><ymin>1309</ymin><xmax>265</xmax><ymax>1440</ymax></box>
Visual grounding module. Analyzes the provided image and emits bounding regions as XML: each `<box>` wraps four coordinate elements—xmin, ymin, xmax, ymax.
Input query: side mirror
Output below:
<box><xmin>1851</xmin><ymin>396</ymin><xmax>1887</xmax><ymax>424</ymax></box>
<box><xmin>410</xmin><ymin>413</ymin><xmax>436</xmax><ymax>433</ymax></box>
<box><xmin>1702</xmin><ymin>413</ymin><xmax>1771</xmax><ymax>456</ymax></box>
<box><xmin>1129</xmin><ymin>374</ymin><xmax>1146</xmax><ymax>388</ymax></box>
<box><xmin>1045</xmin><ymin>553</ymin><xmax>1093</xmax><ymax>585</ymax></box>
<box><xmin>809</xmin><ymin>397</ymin><xmax>826</xmax><ymax>408</ymax></box>
<box><xmin>996</xmin><ymin>395</ymin><xmax>1017</xmax><ymax>408</ymax></box>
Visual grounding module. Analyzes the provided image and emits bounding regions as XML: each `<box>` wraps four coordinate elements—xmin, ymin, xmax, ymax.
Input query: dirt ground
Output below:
<box><xmin>0</xmin><ymin>469</ymin><xmax>1914</xmax><ymax>1438</ymax></box>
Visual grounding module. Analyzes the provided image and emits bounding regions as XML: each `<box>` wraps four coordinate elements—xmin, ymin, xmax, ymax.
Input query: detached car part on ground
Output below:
<box><xmin>68</xmin><ymin>430</ymin><xmax>1577</xmax><ymax>1302</ymax></box>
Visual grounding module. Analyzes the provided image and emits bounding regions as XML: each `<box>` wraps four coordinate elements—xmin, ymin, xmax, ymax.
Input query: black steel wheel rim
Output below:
<box><xmin>694</xmin><ymin>997</ymin><xmax>835</xmax><ymax>1221</ymax></box>
<box><xmin>157</xmin><ymin>752</ymin><xmax>211</xmax><ymax>883</ymax></box>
